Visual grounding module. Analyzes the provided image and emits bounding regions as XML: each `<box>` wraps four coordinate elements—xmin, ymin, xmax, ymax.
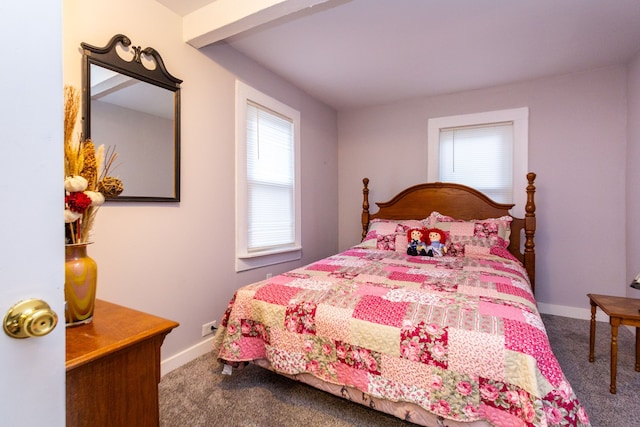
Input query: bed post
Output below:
<box><xmin>525</xmin><ymin>172</ymin><xmax>537</xmax><ymax>293</ymax></box>
<box><xmin>361</xmin><ymin>178</ymin><xmax>370</xmax><ymax>240</ymax></box>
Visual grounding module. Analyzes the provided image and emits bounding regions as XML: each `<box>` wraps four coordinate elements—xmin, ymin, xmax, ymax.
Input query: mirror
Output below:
<box><xmin>81</xmin><ymin>34</ymin><xmax>182</xmax><ymax>202</ymax></box>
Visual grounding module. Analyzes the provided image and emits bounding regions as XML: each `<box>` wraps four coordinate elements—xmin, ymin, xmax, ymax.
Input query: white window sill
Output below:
<box><xmin>235</xmin><ymin>247</ymin><xmax>302</xmax><ymax>272</ymax></box>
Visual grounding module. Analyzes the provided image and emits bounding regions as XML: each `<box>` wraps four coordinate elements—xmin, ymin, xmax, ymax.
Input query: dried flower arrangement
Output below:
<box><xmin>64</xmin><ymin>85</ymin><xmax>123</xmax><ymax>244</ymax></box>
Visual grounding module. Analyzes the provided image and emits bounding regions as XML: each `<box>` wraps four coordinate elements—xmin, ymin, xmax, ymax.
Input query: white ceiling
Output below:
<box><xmin>156</xmin><ymin>0</ymin><xmax>214</xmax><ymax>16</ymax></box>
<box><xmin>157</xmin><ymin>0</ymin><xmax>640</xmax><ymax>110</ymax></box>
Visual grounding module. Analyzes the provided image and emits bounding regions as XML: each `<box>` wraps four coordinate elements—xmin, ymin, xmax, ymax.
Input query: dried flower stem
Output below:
<box><xmin>100</xmin><ymin>145</ymin><xmax>120</xmax><ymax>180</ymax></box>
<box><xmin>80</xmin><ymin>140</ymin><xmax>98</xmax><ymax>190</ymax></box>
<box><xmin>64</xmin><ymin>86</ymin><xmax>79</xmax><ymax>148</ymax></box>
<box><xmin>81</xmin><ymin>206</ymin><xmax>97</xmax><ymax>242</ymax></box>
<box><xmin>64</xmin><ymin>86</ymin><xmax>84</xmax><ymax>177</ymax></box>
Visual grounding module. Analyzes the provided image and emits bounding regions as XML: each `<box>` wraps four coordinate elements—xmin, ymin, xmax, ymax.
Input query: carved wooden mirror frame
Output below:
<box><xmin>81</xmin><ymin>34</ymin><xmax>182</xmax><ymax>202</ymax></box>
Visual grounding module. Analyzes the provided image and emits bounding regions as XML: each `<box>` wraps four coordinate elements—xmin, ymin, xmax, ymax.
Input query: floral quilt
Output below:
<box><xmin>212</xmin><ymin>247</ymin><xmax>590</xmax><ymax>426</ymax></box>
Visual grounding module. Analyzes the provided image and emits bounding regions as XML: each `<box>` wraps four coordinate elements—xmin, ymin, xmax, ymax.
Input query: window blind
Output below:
<box><xmin>439</xmin><ymin>122</ymin><xmax>514</xmax><ymax>203</ymax></box>
<box><xmin>246</xmin><ymin>102</ymin><xmax>295</xmax><ymax>251</ymax></box>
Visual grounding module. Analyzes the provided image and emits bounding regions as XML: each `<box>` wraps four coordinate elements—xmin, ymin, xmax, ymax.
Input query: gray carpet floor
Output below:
<box><xmin>159</xmin><ymin>314</ymin><xmax>639</xmax><ymax>426</ymax></box>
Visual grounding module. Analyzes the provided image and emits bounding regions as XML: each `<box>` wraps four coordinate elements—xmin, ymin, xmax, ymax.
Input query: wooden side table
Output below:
<box><xmin>588</xmin><ymin>293</ymin><xmax>640</xmax><ymax>393</ymax></box>
<box><xmin>66</xmin><ymin>299</ymin><xmax>179</xmax><ymax>426</ymax></box>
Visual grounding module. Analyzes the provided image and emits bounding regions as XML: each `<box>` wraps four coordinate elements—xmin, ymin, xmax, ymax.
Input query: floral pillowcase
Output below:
<box><xmin>425</xmin><ymin>211</ymin><xmax>512</xmax><ymax>257</ymax></box>
<box><xmin>359</xmin><ymin>218</ymin><xmax>426</xmax><ymax>252</ymax></box>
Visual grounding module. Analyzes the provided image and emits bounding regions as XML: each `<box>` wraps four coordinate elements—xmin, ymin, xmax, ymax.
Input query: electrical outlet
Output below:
<box><xmin>201</xmin><ymin>320</ymin><xmax>217</xmax><ymax>337</ymax></box>
<box><xmin>266</xmin><ymin>273</ymin><xmax>273</xmax><ymax>279</ymax></box>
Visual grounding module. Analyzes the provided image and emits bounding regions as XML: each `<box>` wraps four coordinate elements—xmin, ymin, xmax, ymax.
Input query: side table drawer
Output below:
<box><xmin>66</xmin><ymin>336</ymin><xmax>164</xmax><ymax>427</ymax></box>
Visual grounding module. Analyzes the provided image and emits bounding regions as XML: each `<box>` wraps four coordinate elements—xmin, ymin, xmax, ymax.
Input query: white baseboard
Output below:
<box><xmin>536</xmin><ymin>302</ymin><xmax>608</xmax><ymax>323</ymax></box>
<box><xmin>161</xmin><ymin>336</ymin><xmax>215</xmax><ymax>377</ymax></box>
<box><xmin>536</xmin><ymin>301</ymin><xmax>640</xmax><ymax>335</ymax></box>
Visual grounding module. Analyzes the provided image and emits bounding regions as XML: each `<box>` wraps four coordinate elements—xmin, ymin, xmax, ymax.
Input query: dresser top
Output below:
<box><xmin>66</xmin><ymin>299</ymin><xmax>179</xmax><ymax>370</ymax></box>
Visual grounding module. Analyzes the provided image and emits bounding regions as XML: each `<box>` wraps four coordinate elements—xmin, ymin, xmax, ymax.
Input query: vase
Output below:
<box><xmin>64</xmin><ymin>242</ymin><xmax>97</xmax><ymax>326</ymax></box>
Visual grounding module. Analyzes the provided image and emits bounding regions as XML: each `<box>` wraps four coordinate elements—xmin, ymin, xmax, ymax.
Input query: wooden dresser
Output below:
<box><xmin>66</xmin><ymin>299</ymin><xmax>179</xmax><ymax>427</ymax></box>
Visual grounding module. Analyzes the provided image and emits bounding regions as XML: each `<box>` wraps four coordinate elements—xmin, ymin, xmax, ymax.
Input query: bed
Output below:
<box><xmin>212</xmin><ymin>173</ymin><xmax>590</xmax><ymax>427</ymax></box>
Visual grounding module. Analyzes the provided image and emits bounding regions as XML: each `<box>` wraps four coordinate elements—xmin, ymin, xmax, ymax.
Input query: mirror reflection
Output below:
<box><xmin>82</xmin><ymin>34</ymin><xmax>182</xmax><ymax>202</ymax></box>
<box><xmin>90</xmin><ymin>65</ymin><xmax>175</xmax><ymax>198</ymax></box>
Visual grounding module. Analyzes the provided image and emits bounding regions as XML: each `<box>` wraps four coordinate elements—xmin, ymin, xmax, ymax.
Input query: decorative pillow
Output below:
<box><xmin>359</xmin><ymin>219</ymin><xmax>425</xmax><ymax>251</ymax></box>
<box><xmin>425</xmin><ymin>211</ymin><xmax>512</xmax><ymax>256</ymax></box>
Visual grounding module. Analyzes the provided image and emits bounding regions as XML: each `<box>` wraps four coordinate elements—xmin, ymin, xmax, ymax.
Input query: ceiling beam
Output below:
<box><xmin>184</xmin><ymin>0</ymin><xmax>332</xmax><ymax>48</ymax></box>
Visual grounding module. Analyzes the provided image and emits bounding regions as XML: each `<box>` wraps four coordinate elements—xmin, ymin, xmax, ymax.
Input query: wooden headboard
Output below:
<box><xmin>361</xmin><ymin>173</ymin><xmax>537</xmax><ymax>293</ymax></box>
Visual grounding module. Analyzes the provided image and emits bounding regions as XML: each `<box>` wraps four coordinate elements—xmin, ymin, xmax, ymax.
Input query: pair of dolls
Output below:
<box><xmin>406</xmin><ymin>228</ymin><xmax>447</xmax><ymax>257</ymax></box>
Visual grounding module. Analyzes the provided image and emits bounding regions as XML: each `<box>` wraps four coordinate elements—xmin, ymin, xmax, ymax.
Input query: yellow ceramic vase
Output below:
<box><xmin>64</xmin><ymin>243</ymin><xmax>97</xmax><ymax>326</ymax></box>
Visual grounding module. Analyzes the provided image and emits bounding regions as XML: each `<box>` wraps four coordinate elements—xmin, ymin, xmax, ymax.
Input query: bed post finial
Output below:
<box><xmin>362</xmin><ymin>178</ymin><xmax>370</xmax><ymax>240</ymax></box>
<box><xmin>525</xmin><ymin>172</ymin><xmax>536</xmax><ymax>293</ymax></box>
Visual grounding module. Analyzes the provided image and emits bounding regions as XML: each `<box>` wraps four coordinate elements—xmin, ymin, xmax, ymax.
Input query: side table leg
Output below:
<box><xmin>589</xmin><ymin>300</ymin><xmax>596</xmax><ymax>363</ymax></box>
<box><xmin>610</xmin><ymin>318</ymin><xmax>620</xmax><ymax>394</ymax></box>
<box><xmin>636</xmin><ymin>327</ymin><xmax>640</xmax><ymax>372</ymax></box>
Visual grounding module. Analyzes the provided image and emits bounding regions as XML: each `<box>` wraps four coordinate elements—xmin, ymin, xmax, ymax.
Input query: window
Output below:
<box><xmin>236</xmin><ymin>81</ymin><xmax>301</xmax><ymax>272</ymax></box>
<box><xmin>439</xmin><ymin>123</ymin><xmax>514</xmax><ymax>203</ymax></box>
<box><xmin>427</xmin><ymin>108</ymin><xmax>528</xmax><ymax>215</ymax></box>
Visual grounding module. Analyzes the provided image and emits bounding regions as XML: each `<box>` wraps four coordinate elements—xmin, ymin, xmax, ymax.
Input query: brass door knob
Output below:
<box><xmin>3</xmin><ymin>299</ymin><xmax>58</xmax><ymax>339</ymax></box>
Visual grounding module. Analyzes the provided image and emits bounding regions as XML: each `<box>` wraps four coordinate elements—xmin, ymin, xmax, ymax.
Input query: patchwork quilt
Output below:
<box><xmin>212</xmin><ymin>247</ymin><xmax>590</xmax><ymax>426</ymax></box>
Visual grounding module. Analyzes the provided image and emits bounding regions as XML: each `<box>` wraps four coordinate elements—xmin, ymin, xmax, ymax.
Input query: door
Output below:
<box><xmin>0</xmin><ymin>1</ymin><xmax>65</xmax><ymax>425</ymax></box>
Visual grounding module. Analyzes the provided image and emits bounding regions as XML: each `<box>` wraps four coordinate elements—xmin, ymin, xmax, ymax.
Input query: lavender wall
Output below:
<box><xmin>338</xmin><ymin>66</ymin><xmax>628</xmax><ymax>315</ymax></box>
<box><xmin>627</xmin><ymin>53</ymin><xmax>640</xmax><ymax>297</ymax></box>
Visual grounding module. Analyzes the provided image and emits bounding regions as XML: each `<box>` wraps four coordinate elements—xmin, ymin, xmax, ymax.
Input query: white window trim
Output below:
<box><xmin>235</xmin><ymin>80</ymin><xmax>302</xmax><ymax>272</ymax></box>
<box><xmin>427</xmin><ymin>107</ymin><xmax>529</xmax><ymax>217</ymax></box>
